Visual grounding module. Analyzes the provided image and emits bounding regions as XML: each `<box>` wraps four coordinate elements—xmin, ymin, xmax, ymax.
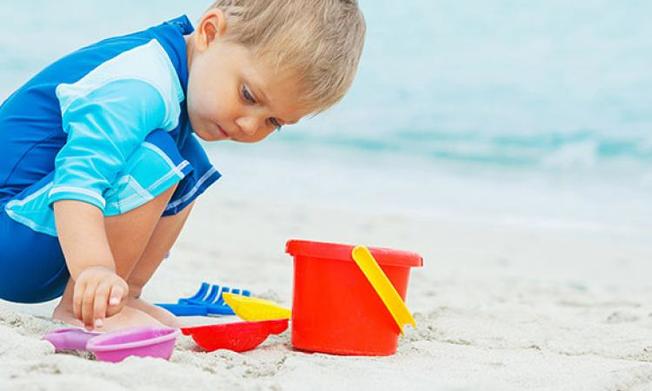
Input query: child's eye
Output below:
<box><xmin>241</xmin><ymin>85</ymin><xmax>256</xmax><ymax>104</ymax></box>
<box><xmin>269</xmin><ymin>118</ymin><xmax>282</xmax><ymax>131</ymax></box>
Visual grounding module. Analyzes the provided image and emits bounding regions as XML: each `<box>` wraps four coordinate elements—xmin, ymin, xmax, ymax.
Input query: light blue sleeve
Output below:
<box><xmin>47</xmin><ymin>79</ymin><xmax>171</xmax><ymax>211</ymax></box>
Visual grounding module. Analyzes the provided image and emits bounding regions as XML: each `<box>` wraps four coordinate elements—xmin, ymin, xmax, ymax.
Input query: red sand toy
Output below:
<box><xmin>286</xmin><ymin>239</ymin><xmax>423</xmax><ymax>356</ymax></box>
<box><xmin>181</xmin><ymin>319</ymin><xmax>289</xmax><ymax>353</ymax></box>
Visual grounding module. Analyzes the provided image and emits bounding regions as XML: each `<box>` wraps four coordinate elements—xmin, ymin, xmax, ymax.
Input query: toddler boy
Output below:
<box><xmin>0</xmin><ymin>0</ymin><xmax>365</xmax><ymax>330</ymax></box>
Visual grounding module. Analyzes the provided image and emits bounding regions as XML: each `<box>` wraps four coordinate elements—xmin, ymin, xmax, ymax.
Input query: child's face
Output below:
<box><xmin>185</xmin><ymin>12</ymin><xmax>309</xmax><ymax>143</ymax></box>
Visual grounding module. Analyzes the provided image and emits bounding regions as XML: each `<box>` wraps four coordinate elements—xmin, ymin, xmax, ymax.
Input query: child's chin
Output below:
<box><xmin>193</xmin><ymin>129</ymin><xmax>223</xmax><ymax>141</ymax></box>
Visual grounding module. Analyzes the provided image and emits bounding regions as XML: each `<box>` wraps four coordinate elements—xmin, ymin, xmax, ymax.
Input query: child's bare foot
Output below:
<box><xmin>126</xmin><ymin>297</ymin><xmax>180</xmax><ymax>328</ymax></box>
<box><xmin>53</xmin><ymin>300</ymin><xmax>163</xmax><ymax>332</ymax></box>
<box><xmin>98</xmin><ymin>306</ymin><xmax>164</xmax><ymax>332</ymax></box>
<box><xmin>52</xmin><ymin>300</ymin><xmax>83</xmax><ymax>328</ymax></box>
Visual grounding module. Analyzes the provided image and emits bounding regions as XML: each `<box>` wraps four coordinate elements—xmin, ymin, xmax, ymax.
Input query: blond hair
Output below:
<box><xmin>207</xmin><ymin>0</ymin><xmax>366</xmax><ymax>113</ymax></box>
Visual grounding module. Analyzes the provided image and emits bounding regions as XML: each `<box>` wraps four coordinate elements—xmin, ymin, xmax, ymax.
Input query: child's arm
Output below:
<box><xmin>54</xmin><ymin>199</ymin><xmax>127</xmax><ymax>330</ymax></box>
<box><xmin>46</xmin><ymin>45</ymin><xmax>183</xmax><ymax>327</ymax></box>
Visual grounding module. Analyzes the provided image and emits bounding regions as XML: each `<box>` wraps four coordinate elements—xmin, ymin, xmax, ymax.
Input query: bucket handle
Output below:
<box><xmin>351</xmin><ymin>246</ymin><xmax>416</xmax><ymax>334</ymax></box>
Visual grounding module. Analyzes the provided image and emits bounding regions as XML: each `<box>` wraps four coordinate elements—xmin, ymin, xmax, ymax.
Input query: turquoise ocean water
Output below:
<box><xmin>1</xmin><ymin>1</ymin><xmax>650</xmax><ymax>234</ymax></box>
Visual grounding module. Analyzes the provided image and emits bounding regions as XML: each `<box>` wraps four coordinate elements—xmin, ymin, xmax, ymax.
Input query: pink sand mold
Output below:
<box><xmin>43</xmin><ymin>326</ymin><xmax>179</xmax><ymax>363</ymax></box>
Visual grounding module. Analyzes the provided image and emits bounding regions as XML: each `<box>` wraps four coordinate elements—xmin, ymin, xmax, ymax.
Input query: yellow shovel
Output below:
<box><xmin>351</xmin><ymin>245</ymin><xmax>416</xmax><ymax>334</ymax></box>
<box><xmin>222</xmin><ymin>293</ymin><xmax>292</xmax><ymax>321</ymax></box>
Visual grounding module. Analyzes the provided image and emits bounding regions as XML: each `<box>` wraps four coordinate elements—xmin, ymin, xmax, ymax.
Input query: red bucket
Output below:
<box><xmin>286</xmin><ymin>239</ymin><xmax>423</xmax><ymax>356</ymax></box>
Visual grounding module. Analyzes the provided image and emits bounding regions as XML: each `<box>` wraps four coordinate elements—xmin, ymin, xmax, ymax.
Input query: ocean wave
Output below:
<box><xmin>278</xmin><ymin>129</ymin><xmax>652</xmax><ymax>170</ymax></box>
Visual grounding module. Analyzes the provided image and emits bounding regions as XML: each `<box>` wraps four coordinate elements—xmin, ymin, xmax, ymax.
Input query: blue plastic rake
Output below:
<box><xmin>156</xmin><ymin>282</ymin><xmax>251</xmax><ymax>316</ymax></box>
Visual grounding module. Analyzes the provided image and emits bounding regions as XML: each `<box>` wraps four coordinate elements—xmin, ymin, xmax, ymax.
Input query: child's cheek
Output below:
<box><xmin>188</xmin><ymin>90</ymin><xmax>210</xmax><ymax>118</ymax></box>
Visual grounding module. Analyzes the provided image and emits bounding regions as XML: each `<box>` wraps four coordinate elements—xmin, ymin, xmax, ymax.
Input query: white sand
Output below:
<box><xmin>2</xmin><ymin>149</ymin><xmax>652</xmax><ymax>390</ymax></box>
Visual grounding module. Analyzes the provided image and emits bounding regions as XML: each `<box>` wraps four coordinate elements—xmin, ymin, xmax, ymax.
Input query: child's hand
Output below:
<box><xmin>73</xmin><ymin>266</ymin><xmax>128</xmax><ymax>330</ymax></box>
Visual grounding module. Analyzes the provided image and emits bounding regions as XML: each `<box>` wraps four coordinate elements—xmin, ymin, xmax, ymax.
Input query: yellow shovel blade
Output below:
<box><xmin>351</xmin><ymin>245</ymin><xmax>416</xmax><ymax>334</ymax></box>
<box><xmin>222</xmin><ymin>293</ymin><xmax>291</xmax><ymax>321</ymax></box>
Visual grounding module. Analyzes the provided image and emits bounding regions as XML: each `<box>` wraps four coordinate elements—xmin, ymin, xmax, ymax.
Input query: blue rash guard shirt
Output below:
<box><xmin>0</xmin><ymin>15</ymin><xmax>221</xmax><ymax>303</ymax></box>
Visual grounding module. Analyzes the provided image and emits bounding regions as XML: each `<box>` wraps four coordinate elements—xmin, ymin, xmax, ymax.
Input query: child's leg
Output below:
<box><xmin>121</xmin><ymin>133</ymin><xmax>221</xmax><ymax>326</ymax></box>
<box><xmin>104</xmin><ymin>185</ymin><xmax>179</xmax><ymax>278</ymax></box>
<box><xmin>123</xmin><ymin>202</ymin><xmax>194</xmax><ymax>327</ymax></box>
<box><xmin>53</xmin><ymin>185</ymin><xmax>177</xmax><ymax>330</ymax></box>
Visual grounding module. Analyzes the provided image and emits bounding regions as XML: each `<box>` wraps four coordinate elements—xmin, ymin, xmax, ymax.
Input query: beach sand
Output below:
<box><xmin>2</xmin><ymin>151</ymin><xmax>652</xmax><ymax>391</ymax></box>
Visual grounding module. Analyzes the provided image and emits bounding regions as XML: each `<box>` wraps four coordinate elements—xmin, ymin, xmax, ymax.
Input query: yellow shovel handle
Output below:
<box><xmin>351</xmin><ymin>246</ymin><xmax>416</xmax><ymax>334</ymax></box>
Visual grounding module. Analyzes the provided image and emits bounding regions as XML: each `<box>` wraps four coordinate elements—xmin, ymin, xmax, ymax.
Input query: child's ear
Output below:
<box><xmin>196</xmin><ymin>9</ymin><xmax>227</xmax><ymax>50</ymax></box>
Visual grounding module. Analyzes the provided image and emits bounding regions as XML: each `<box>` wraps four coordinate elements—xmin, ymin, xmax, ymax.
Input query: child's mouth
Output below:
<box><xmin>216</xmin><ymin>125</ymin><xmax>230</xmax><ymax>139</ymax></box>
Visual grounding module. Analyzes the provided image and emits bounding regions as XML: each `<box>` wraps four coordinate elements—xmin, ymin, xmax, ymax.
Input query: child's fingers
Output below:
<box><xmin>82</xmin><ymin>284</ymin><xmax>97</xmax><ymax>329</ymax></box>
<box><xmin>72</xmin><ymin>279</ymin><xmax>85</xmax><ymax>321</ymax></box>
<box><xmin>108</xmin><ymin>283</ymin><xmax>126</xmax><ymax>306</ymax></box>
<box><xmin>105</xmin><ymin>283</ymin><xmax>126</xmax><ymax>318</ymax></box>
<box><xmin>93</xmin><ymin>283</ymin><xmax>111</xmax><ymax>329</ymax></box>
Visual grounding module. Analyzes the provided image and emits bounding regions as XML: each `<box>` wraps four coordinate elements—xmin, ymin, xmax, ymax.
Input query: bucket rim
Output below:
<box><xmin>285</xmin><ymin>239</ymin><xmax>423</xmax><ymax>268</ymax></box>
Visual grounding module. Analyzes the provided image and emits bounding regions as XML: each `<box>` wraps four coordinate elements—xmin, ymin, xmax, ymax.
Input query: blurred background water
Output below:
<box><xmin>1</xmin><ymin>1</ymin><xmax>650</xmax><ymax>235</ymax></box>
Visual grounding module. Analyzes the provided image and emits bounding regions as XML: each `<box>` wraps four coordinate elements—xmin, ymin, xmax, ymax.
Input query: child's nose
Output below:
<box><xmin>235</xmin><ymin>116</ymin><xmax>261</xmax><ymax>136</ymax></box>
